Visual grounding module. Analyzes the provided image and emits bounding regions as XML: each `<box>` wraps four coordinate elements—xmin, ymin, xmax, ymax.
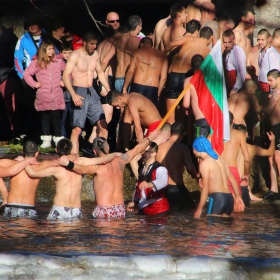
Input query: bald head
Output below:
<box><xmin>106</xmin><ymin>12</ymin><xmax>120</xmax><ymax>31</ymax></box>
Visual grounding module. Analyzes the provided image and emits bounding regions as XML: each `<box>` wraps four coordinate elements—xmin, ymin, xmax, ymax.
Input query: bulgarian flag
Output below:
<box><xmin>190</xmin><ymin>39</ymin><xmax>230</xmax><ymax>155</ymax></box>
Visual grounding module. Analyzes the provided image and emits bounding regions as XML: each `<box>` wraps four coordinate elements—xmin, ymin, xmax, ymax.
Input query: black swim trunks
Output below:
<box><xmin>93</xmin><ymin>77</ymin><xmax>114</xmax><ymax>105</ymax></box>
<box><xmin>165</xmin><ymin>184</ymin><xmax>196</xmax><ymax>209</ymax></box>
<box><xmin>270</xmin><ymin>123</ymin><xmax>280</xmax><ymax>150</ymax></box>
<box><xmin>165</xmin><ymin>72</ymin><xmax>187</xmax><ymax>99</ymax></box>
<box><xmin>194</xmin><ymin>118</ymin><xmax>210</xmax><ymax>138</ymax></box>
<box><xmin>241</xmin><ymin>186</ymin><xmax>250</xmax><ymax>207</ymax></box>
<box><xmin>130</xmin><ymin>83</ymin><xmax>158</xmax><ymax>106</ymax></box>
<box><xmin>207</xmin><ymin>192</ymin><xmax>234</xmax><ymax>216</ymax></box>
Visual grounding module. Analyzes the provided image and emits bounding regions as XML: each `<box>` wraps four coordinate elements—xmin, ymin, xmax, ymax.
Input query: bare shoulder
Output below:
<box><xmin>0</xmin><ymin>159</ymin><xmax>14</xmax><ymax>167</ymax></box>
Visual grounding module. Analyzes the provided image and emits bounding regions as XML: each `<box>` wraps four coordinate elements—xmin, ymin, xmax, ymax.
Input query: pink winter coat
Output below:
<box><xmin>23</xmin><ymin>55</ymin><xmax>66</xmax><ymax>111</ymax></box>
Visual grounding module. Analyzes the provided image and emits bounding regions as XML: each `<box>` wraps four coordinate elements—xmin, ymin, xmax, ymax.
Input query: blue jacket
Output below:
<box><xmin>14</xmin><ymin>30</ymin><xmax>46</xmax><ymax>79</ymax></box>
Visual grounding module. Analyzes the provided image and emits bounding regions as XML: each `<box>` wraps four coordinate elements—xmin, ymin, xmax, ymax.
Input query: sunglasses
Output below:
<box><xmin>107</xmin><ymin>19</ymin><xmax>120</xmax><ymax>23</ymax></box>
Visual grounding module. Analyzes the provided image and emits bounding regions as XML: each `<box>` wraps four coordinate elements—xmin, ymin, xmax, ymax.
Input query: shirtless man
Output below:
<box><xmin>122</xmin><ymin>37</ymin><xmax>168</xmax><ymax>105</ymax></box>
<box><xmin>62</xmin><ymin>31</ymin><xmax>111</xmax><ymax>154</ymax></box>
<box><xmin>183</xmin><ymin>55</ymin><xmax>211</xmax><ymax>141</ymax></box>
<box><xmin>221</xmin><ymin>112</ymin><xmax>250</xmax><ymax>211</ymax></box>
<box><xmin>222</xmin><ymin>29</ymin><xmax>246</xmax><ymax>96</ymax></box>
<box><xmin>109</xmin><ymin>91</ymin><xmax>162</xmax><ymax>149</ymax></box>
<box><xmin>25</xmin><ymin>138</ymin><xmax>120</xmax><ymax>219</ymax></box>
<box><xmin>101</xmin><ymin>15</ymin><xmax>142</xmax><ymax>92</ymax></box>
<box><xmin>193</xmin><ymin>136</ymin><xmax>244</xmax><ymax>218</ymax></box>
<box><xmin>105</xmin><ymin>12</ymin><xmax>120</xmax><ymax>34</ymax></box>
<box><xmin>233</xmin><ymin>10</ymin><xmax>255</xmax><ymax>57</ymax></box>
<box><xmin>160</xmin><ymin>3</ymin><xmax>187</xmax><ymax>50</ymax></box>
<box><xmin>153</xmin><ymin>15</ymin><xmax>172</xmax><ymax>50</ymax></box>
<box><xmin>261</xmin><ymin>69</ymin><xmax>280</xmax><ymax>200</ymax></box>
<box><xmin>199</xmin><ymin>2</ymin><xmax>219</xmax><ymax>48</ymax></box>
<box><xmin>235</xmin><ymin>125</ymin><xmax>275</xmax><ymax>202</ymax></box>
<box><xmin>156</xmin><ymin>122</ymin><xmax>199</xmax><ymax>209</ymax></box>
<box><xmin>166</xmin><ymin>26</ymin><xmax>212</xmax><ymax>124</ymax></box>
<box><xmin>218</xmin><ymin>15</ymin><xmax>235</xmax><ymax>39</ymax></box>
<box><xmin>56</xmin><ymin>132</ymin><xmax>158</xmax><ymax>219</ymax></box>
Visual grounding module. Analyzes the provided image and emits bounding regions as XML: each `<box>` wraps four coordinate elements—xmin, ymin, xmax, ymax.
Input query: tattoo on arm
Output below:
<box><xmin>118</xmin><ymin>153</ymin><xmax>130</xmax><ymax>171</ymax></box>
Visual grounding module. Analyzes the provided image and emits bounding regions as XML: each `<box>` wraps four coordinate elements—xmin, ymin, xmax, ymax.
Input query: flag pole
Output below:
<box><xmin>156</xmin><ymin>82</ymin><xmax>192</xmax><ymax>131</ymax></box>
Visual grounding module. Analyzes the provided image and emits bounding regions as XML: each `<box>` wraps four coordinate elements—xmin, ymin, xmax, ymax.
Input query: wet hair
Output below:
<box><xmin>82</xmin><ymin>31</ymin><xmax>98</xmax><ymax>43</ymax></box>
<box><xmin>234</xmin><ymin>124</ymin><xmax>247</xmax><ymax>134</ymax></box>
<box><xmin>241</xmin><ymin>79</ymin><xmax>257</xmax><ymax>92</ymax></box>
<box><xmin>199</xmin><ymin>26</ymin><xmax>213</xmax><ymax>39</ymax></box>
<box><xmin>229</xmin><ymin>111</ymin><xmax>234</xmax><ymax>125</ymax></box>
<box><xmin>108</xmin><ymin>90</ymin><xmax>123</xmax><ymax>105</ymax></box>
<box><xmin>267</xmin><ymin>69</ymin><xmax>280</xmax><ymax>79</ymax></box>
<box><xmin>37</xmin><ymin>40</ymin><xmax>55</xmax><ymax>68</ymax></box>
<box><xmin>93</xmin><ymin>137</ymin><xmax>108</xmax><ymax>155</ymax></box>
<box><xmin>61</xmin><ymin>41</ymin><xmax>73</xmax><ymax>51</ymax></box>
<box><xmin>258</xmin><ymin>29</ymin><xmax>270</xmax><ymax>39</ymax></box>
<box><xmin>127</xmin><ymin>15</ymin><xmax>141</xmax><ymax>31</ymax></box>
<box><xmin>191</xmin><ymin>54</ymin><xmax>204</xmax><ymax>72</ymax></box>
<box><xmin>170</xmin><ymin>3</ymin><xmax>185</xmax><ymax>19</ymax></box>
<box><xmin>56</xmin><ymin>138</ymin><xmax>72</xmax><ymax>156</ymax></box>
<box><xmin>23</xmin><ymin>141</ymin><xmax>38</xmax><ymax>157</ymax></box>
<box><xmin>171</xmin><ymin>122</ymin><xmax>185</xmax><ymax>136</ymax></box>
<box><xmin>160</xmin><ymin>123</ymin><xmax>171</xmax><ymax>132</ymax></box>
<box><xmin>273</xmin><ymin>28</ymin><xmax>280</xmax><ymax>39</ymax></box>
<box><xmin>222</xmin><ymin>29</ymin><xmax>235</xmax><ymax>38</ymax></box>
<box><xmin>140</xmin><ymin>37</ymin><xmax>153</xmax><ymax>46</ymax></box>
<box><xmin>241</xmin><ymin>10</ymin><xmax>255</xmax><ymax>18</ymax></box>
<box><xmin>186</xmin><ymin>20</ymin><xmax>201</xmax><ymax>34</ymax></box>
<box><xmin>149</xmin><ymin>142</ymin><xmax>158</xmax><ymax>153</ymax></box>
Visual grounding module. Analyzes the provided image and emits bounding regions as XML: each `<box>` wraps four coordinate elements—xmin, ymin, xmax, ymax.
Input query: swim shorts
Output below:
<box><xmin>108</xmin><ymin>75</ymin><xmax>115</xmax><ymax>91</ymax></box>
<box><xmin>114</xmin><ymin>77</ymin><xmax>125</xmax><ymax>92</ymax></box>
<box><xmin>194</xmin><ymin>118</ymin><xmax>210</xmax><ymax>138</ymax></box>
<box><xmin>241</xmin><ymin>186</ymin><xmax>250</xmax><ymax>207</ymax></box>
<box><xmin>145</xmin><ymin>120</ymin><xmax>161</xmax><ymax>137</ymax></box>
<box><xmin>270</xmin><ymin>123</ymin><xmax>280</xmax><ymax>150</ymax></box>
<box><xmin>71</xmin><ymin>86</ymin><xmax>105</xmax><ymax>129</ymax></box>
<box><xmin>47</xmin><ymin>205</ymin><xmax>82</xmax><ymax>220</ymax></box>
<box><xmin>228</xmin><ymin>166</ymin><xmax>242</xmax><ymax>195</ymax></box>
<box><xmin>92</xmin><ymin>203</ymin><xmax>126</xmax><ymax>219</ymax></box>
<box><xmin>165</xmin><ymin>72</ymin><xmax>187</xmax><ymax>99</ymax></box>
<box><xmin>165</xmin><ymin>184</ymin><xmax>195</xmax><ymax>209</ymax></box>
<box><xmin>3</xmin><ymin>204</ymin><xmax>37</xmax><ymax>219</ymax></box>
<box><xmin>130</xmin><ymin>83</ymin><xmax>158</xmax><ymax>106</ymax></box>
<box><xmin>207</xmin><ymin>192</ymin><xmax>234</xmax><ymax>216</ymax></box>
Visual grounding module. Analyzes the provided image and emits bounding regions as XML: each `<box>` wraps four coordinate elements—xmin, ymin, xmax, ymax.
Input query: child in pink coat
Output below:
<box><xmin>24</xmin><ymin>40</ymin><xmax>66</xmax><ymax>148</ymax></box>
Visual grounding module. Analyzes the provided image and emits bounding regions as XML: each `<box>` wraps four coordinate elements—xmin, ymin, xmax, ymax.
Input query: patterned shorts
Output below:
<box><xmin>92</xmin><ymin>203</ymin><xmax>126</xmax><ymax>219</ymax></box>
<box><xmin>47</xmin><ymin>205</ymin><xmax>82</xmax><ymax>220</ymax></box>
<box><xmin>3</xmin><ymin>205</ymin><xmax>37</xmax><ymax>219</ymax></box>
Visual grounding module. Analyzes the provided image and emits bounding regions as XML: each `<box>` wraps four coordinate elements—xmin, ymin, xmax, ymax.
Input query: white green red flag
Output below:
<box><xmin>190</xmin><ymin>39</ymin><xmax>230</xmax><ymax>155</ymax></box>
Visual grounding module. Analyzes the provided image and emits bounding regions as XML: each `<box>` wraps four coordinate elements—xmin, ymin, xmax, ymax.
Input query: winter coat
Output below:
<box><xmin>23</xmin><ymin>55</ymin><xmax>66</xmax><ymax>111</ymax></box>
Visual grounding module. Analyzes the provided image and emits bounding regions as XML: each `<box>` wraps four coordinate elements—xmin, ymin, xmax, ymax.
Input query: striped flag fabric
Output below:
<box><xmin>190</xmin><ymin>39</ymin><xmax>230</xmax><ymax>155</ymax></box>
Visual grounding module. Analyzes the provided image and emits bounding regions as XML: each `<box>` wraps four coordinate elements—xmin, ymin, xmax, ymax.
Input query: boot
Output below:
<box><xmin>40</xmin><ymin>135</ymin><xmax>52</xmax><ymax>148</ymax></box>
<box><xmin>53</xmin><ymin>136</ymin><xmax>64</xmax><ymax>147</ymax></box>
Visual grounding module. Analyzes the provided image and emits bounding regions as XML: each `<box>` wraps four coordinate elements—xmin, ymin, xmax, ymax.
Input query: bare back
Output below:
<box><xmin>233</xmin><ymin>27</ymin><xmax>251</xmax><ymax>57</ymax></box>
<box><xmin>127</xmin><ymin>93</ymin><xmax>162</xmax><ymax>127</ymax></box>
<box><xmin>161</xmin><ymin>24</ymin><xmax>186</xmax><ymax>50</ymax></box>
<box><xmin>132</xmin><ymin>48</ymin><xmax>167</xmax><ymax>87</ymax></box>
<box><xmin>247</xmin><ymin>48</ymin><xmax>260</xmax><ymax>79</ymax></box>
<box><xmin>153</xmin><ymin>16</ymin><xmax>172</xmax><ymax>49</ymax></box>
<box><xmin>228</xmin><ymin>92</ymin><xmax>249</xmax><ymax>125</ymax></box>
<box><xmin>171</xmin><ymin>38</ymin><xmax>209</xmax><ymax>73</ymax></box>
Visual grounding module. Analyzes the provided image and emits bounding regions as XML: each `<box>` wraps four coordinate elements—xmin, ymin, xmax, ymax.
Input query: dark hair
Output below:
<box><xmin>82</xmin><ymin>31</ymin><xmax>98</xmax><ymax>43</ymax></box>
<box><xmin>241</xmin><ymin>10</ymin><xmax>255</xmax><ymax>18</ymax></box>
<box><xmin>222</xmin><ymin>29</ymin><xmax>235</xmax><ymax>38</ymax></box>
<box><xmin>24</xmin><ymin>16</ymin><xmax>41</xmax><ymax>30</ymax></box>
<box><xmin>186</xmin><ymin>20</ymin><xmax>201</xmax><ymax>34</ymax></box>
<box><xmin>140</xmin><ymin>37</ymin><xmax>153</xmax><ymax>46</ymax></box>
<box><xmin>234</xmin><ymin>124</ymin><xmax>247</xmax><ymax>134</ymax></box>
<box><xmin>108</xmin><ymin>90</ymin><xmax>123</xmax><ymax>105</ymax></box>
<box><xmin>257</xmin><ymin>28</ymin><xmax>270</xmax><ymax>38</ymax></box>
<box><xmin>160</xmin><ymin>123</ymin><xmax>171</xmax><ymax>132</ymax></box>
<box><xmin>127</xmin><ymin>15</ymin><xmax>141</xmax><ymax>31</ymax></box>
<box><xmin>149</xmin><ymin>142</ymin><xmax>158</xmax><ymax>153</ymax></box>
<box><xmin>229</xmin><ymin>111</ymin><xmax>234</xmax><ymax>125</ymax></box>
<box><xmin>23</xmin><ymin>141</ymin><xmax>38</xmax><ymax>157</ymax></box>
<box><xmin>61</xmin><ymin>41</ymin><xmax>73</xmax><ymax>51</ymax></box>
<box><xmin>267</xmin><ymin>69</ymin><xmax>280</xmax><ymax>79</ymax></box>
<box><xmin>51</xmin><ymin>19</ymin><xmax>64</xmax><ymax>32</ymax></box>
<box><xmin>93</xmin><ymin>137</ymin><xmax>108</xmax><ymax>155</ymax></box>
<box><xmin>191</xmin><ymin>54</ymin><xmax>204</xmax><ymax>72</ymax></box>
<box><xmin>171</xmin><ymin>122</ymin><xmax>185</xmax><ymax>136</ymax></box>
<box><xmin>170</xmin><ymin>3</ymin><xmax>185</xmax><ymax>19</ymax></box>
<box><xmin>273</xmin><ymin>28</ymin><xmax>280</xmax><ymax>39</ymax></box>
<box><xmin>199</xmin><ymin>26</ymin><xmax>213</xmax><ymax>39</ymax></box>
<box><xmin>57</xmin><ymin>138</ymin><xmax>72</xmax><ymax>156</ymax></box>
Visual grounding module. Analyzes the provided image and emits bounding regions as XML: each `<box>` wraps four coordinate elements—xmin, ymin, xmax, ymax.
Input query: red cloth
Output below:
<box><xmin>142</xmin><ymin>198</ymin><xmax>169</xmax><ymax>215</ymax></box>
<box><xmin>145</xmin><ymin>120</ymin><xmax>161</xmax><ymax>137</ymax></box>
<box><xmin>72</xmin><ymin>34</ymin><xmax>83</xmax><ymax>50</ymax></box>
<box><xmin>226</xmin><ymin>70</ymin><xmax>237</xmax><ymax>90</ymax></box>
<box><xmin>228</xmin><ymin>166</ymin><xmax>242</xmax><ymax>195</ymax></box>
<box><xmin>259</xmin><ymin>81</ymin><xmax>270</xmax><ymax>93</ymax></box>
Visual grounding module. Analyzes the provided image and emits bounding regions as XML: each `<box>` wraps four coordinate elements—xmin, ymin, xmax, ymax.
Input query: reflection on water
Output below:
<box><xmin>0</xmin><ymin>201</ymin><xmax>280</xmax><ymax>259</ymax></box>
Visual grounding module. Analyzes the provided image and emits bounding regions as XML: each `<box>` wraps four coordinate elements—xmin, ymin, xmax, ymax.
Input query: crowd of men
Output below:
<box><xmin>0</xmin><ymin>0</ymin><xmax>280</xmax><ymax>220</ymax></box>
